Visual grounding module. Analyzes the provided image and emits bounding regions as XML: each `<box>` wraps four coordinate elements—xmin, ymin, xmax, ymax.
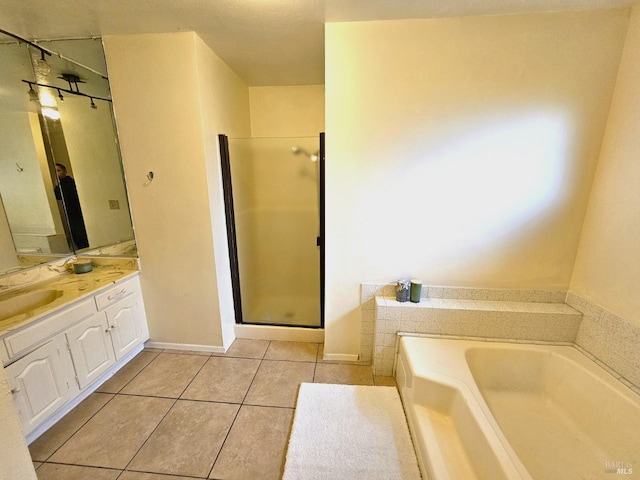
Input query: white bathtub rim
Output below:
<box><xmin>399</xmin><ymin>335</ymin><xmax>638</xmax><ymax>406</ymax></box>
<box><xmin>397</xmin><ymin>336</ymin><xmax>640</xmax><ymax>480</ymax></box>
<box><xmin>399</xmin><ymin>336</ymin><xmax>528</xmax><ymax>463</ymax></box>
<box><xmin>402</xmin><ymin>372</ymin><xmax>529</xmax><ymax>480</ymax></box>
<box><xmin>397</xmin><ymin>341</ymin><xmax>532</xmax><ymax>480</ymax></box>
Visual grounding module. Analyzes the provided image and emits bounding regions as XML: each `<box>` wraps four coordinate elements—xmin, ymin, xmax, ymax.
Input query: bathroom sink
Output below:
<box><xmin>0</xmin><ymin>289</ymin><xmax>63</xmax><ymax>321</ymax></box>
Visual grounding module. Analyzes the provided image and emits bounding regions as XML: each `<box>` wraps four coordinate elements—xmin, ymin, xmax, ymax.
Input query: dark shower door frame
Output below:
<box><xmin>218</xmin><ymin>133</ymin><xmax>325</xmax><ymax>328</ymax></box>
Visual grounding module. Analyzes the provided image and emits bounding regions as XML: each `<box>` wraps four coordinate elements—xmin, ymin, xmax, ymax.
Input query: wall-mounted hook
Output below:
<box><xmin>16</xmin><ymin>163</ymin><xmax>24</xmax><ymax>172</ymax></box>
<box><xmin>144</xmin><ymin>171</ymin><xmax>154</xmax><ymax>186</ymax></box>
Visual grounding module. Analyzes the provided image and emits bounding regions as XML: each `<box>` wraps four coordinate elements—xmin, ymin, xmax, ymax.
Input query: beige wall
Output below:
<box><xmin>103</xmin><ymin>32</ymin><xmax>250</xmax><ymax>349</ymax></box>
<box><xmin>194</xmin><ymin>35</ymin><xmax>252</xmax><ymax>346</ymax></box>
<box><xmin>570</xmin><ymin>6</ymin><xmax>640</xmax><ymax>325</ymax></box>
<box><xmin>249</xmin><ymin>85</ymin><xmax>325</xmax><ymax>138</ymax></box>
<box><xmin>0</xmin><ymin>195</ymin><xmax>18</xmax><ymax>272</ymax></box>
<box><xmin>0</xmin><ymin>368</ymin><xmax>37</xmax><ymax>480</ymax></box>
<box><xmin>325</xmin><ymin>10</ymin><xmax>629</xmax><ymax>355</ymax></box>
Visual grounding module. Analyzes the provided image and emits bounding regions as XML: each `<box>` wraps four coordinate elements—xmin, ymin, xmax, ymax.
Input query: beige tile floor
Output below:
<box><xmin>30</xmin><ymin>339</ymin><xmax>396</xmax><ymax>480</ymax></box>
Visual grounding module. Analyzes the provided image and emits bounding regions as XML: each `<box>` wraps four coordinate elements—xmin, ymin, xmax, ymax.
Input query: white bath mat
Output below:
<box><xmin>283</xmin><ymin>383</ymin><xmax>421</xmax><ymax>480</ymax></box>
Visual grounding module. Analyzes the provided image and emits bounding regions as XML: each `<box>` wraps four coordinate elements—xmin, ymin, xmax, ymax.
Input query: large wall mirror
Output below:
<box><xmin>0</xmin><ymin>33</ymin><xmax>136</xmax><ymax>276</ymax></box>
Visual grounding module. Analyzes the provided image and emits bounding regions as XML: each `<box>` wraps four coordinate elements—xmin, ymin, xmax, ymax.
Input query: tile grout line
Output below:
<box><xmin>32</xmin><ymin>350</ymin><xmax>164</xmax><ymax>464</ymax></box>
<box><xmin>115</xmin><ymin>466</ymin><xmax>207</xmax><ymax>480</ymax></box>
<box><xmin>312</xmin><ymin>344</ymin><xmax>320</xmax><ymax>383</ymax></box>
<box><xmin>206</xmin><ymin>340</ymin><xmax>271</xmax><ymax>479</ymax></box>
<box><xmin>94</xmin><ymin>348</ymin><xmax>161</xmax><ymax>397</ymax></box>
<box><xmin>117</xmin><ymin>350</ymin><xmax>213</xmax><ymax>477</ymax></box>
<box><xmin>32</xmin><ymin>393</ymin><xmax>118</xmax><ymax>464</ymax></box>
<box><xmin>35</xmin><ymin>341</ymin><xmax>350</xmax><ymax>479</ymax></box>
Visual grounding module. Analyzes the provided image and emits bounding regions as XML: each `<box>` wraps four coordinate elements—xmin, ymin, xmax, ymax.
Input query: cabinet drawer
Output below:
<box><xmin>4</xmin><ymin>299</ymin><xmax>96</xmax><ymax>361</ymax></box>
<box><xmin>94</xmin><ymin>278</ymin><xmax>137</xmax><ymax>311</ymax></box>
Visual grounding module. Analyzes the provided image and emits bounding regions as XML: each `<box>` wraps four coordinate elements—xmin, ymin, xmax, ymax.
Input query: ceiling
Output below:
<box><xmin>1</xmin><ymin>0</ymin><xmax>637</xmax><ymax>86</ymax></box>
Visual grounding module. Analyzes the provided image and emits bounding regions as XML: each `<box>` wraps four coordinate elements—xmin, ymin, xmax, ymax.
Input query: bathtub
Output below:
<box><xmin>395</xmin><ymin>336</ymin><xmax>640</xmax><ymax>480</ymax></box>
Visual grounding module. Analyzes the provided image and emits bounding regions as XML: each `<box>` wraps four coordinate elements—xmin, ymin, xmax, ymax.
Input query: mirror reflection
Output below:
<box><xmin>0</xmin><ymin>33</ymin><xmax>136</xmax><ymax>276</ymax></box>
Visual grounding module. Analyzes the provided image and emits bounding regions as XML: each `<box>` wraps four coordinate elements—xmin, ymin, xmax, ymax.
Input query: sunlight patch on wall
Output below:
<box><xmin>397</xmin><ymin>111</ymin><xmax>569</xmax><ymax>255</ymax></box>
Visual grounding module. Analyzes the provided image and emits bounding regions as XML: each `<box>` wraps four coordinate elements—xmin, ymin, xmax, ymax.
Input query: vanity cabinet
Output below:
<box><xmin>1</xmin><ymin>274</ymin><xmax>148</xmax><ymax>439</ymax></box>
<box><xmin>96</xmin><ymin>277</ymin><xmax>145</xmax><ymax>361</ymax></box>
<box><xmin>4</xmin><ymin>335</ymin><xmax>78</xmax><ymax>434</ymax></box>
<box><xmin>65</xmin><ymin>313</ymin><xmax>116</xmax><ymax>389</ymax></box>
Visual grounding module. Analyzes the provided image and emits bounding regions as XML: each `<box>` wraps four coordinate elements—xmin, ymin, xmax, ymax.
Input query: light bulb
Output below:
<box><xmin>41</xmin><ymin>107</ymin><xmax>60</xmax><ymax>120</ymax></box>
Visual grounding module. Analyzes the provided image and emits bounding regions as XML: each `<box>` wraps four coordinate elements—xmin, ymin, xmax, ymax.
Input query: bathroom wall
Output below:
<box><xmin>103</xmin><ymin>32</ymin><xmax>251</xmax><ymax>350</ymax></box>
<box><xmin>567</xmin><ymin>6</ymin><xmax>640</xmax><ymax>388</ymax></box>
<box><xmin>0</xmin><ymin>196</ymin><xmax>17</xmax><ymax>271</ymax></box>
<box><xmin>324</xmin><ymin>10</ymin><xmax>630</xmax><ymax>356</ymax></box>
<box><xmin>570</xmin><ymin>6</ymin><xmax>640</xmax><ymax>326</ymax></box>
<box><xmin>249</xmin><ymin>85</ymin><xmax>325</xmax><ymax>138</ymax></box>
<box><xmin>0</xmin><ymin>368</ymin><xmax>37</xmax><ymax>479</ymax></box>
<box><xmin>194</xmin><ymin>35</ymin><xmax>253</xmax><ymax>347</ymax></box>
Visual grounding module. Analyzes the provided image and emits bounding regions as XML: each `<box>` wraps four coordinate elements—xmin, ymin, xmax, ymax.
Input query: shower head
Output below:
<box><xmin>291</xmin><ymin>146</ymin><xmax>319</xmax><ymax>162</ymax></box>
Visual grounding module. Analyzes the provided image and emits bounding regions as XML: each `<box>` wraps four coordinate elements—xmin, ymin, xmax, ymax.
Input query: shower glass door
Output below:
<box><xmin>227</xmin><ymin>136</ymin><xmax>321</xmax><ymax>328</ymax></box>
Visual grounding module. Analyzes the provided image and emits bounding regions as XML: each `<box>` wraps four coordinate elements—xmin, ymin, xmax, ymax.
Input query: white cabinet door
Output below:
<box><xmin>104</xmin><ymin>296</ymin><xmax>141</xmax><ymax>361</ymax></box>
<box><xmin>66</xmin><ymin>314</ymin><xmax>116</xmax><ymax>389</ymax></box>
<box><xmin>5</xmin><ymin>335</ymin><xmax>77</xmax><ymax>434</ymax></box>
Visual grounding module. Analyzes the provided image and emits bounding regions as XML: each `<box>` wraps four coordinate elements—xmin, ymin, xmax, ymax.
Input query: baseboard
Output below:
<box><xmin>145</xmin><ymin>342</ymin><xmax>226</xmax><ymax>354</ymax></box>
<box><xmin>323</xmin><ymin>353</ymin><xmax>359</xmax><ymax>362</ymax></box>
<box><xmin>235</xmin><ymin>324</ymin><xmax>324</xmax><ymax>343</ymax></box>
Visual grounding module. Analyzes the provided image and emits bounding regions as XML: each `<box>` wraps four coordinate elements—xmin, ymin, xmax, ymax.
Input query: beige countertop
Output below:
<box><xmin>0</xmin><ymin>266</ymin><xmax>139</xmax><ymax>335</ymax></box>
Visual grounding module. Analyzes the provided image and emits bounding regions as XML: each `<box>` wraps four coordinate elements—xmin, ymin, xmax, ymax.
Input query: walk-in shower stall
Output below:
<box><xmin>220</xmin><ymin>135</ymin><xmax>324</xmax><ymax>328</ymax></box>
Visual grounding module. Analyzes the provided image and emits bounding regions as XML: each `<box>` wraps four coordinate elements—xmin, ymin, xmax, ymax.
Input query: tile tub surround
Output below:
<box><xmin>566</xmin><ymin>292</ymin><xmax>640</xmax><ymax>394</ymax></box>
<box><xmin>373</xmin><ymin>296</ymin><xmax>581</xmax><ymax>375</ymax></box>
<box><xmin>360</xmin><ymin>284</ymin><xmax>639</xmax><ymax>394</ymax></box>
<box><xmin>360</xmin><ymin>283</ymin><xmax>571</xmax><ymax>368</ymax></box>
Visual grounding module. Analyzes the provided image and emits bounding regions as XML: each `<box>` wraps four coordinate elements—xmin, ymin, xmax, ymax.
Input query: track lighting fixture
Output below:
<box><xmin>0</xmin><ymin>28</ymin><xmax>52</xmax><ymax>76</ymax></box>
<box><xmin>27</xmin><ymin>83</ymin><xmax>39</xmax><ymax>102</ymax></box>
<box><xmin>21</xmin><ymin>80</ymin><xmax>111</xmax><ymax>108</ymax></box>
<box><xmin>36</xmin><ymin>50</ymin><xmax>51</xmax><ymax>76</ymax></box>
<box><xmin>2</xmin><ymin>28</ymin><xmax>111</xmax><ymax>111</ymax></box>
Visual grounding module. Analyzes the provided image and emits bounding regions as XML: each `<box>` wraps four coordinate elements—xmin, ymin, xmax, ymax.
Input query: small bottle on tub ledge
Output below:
<box><xmin>410</xmin><ymin>279</ymin><xmax>422</xmax><ymax>303</ymax></box>
<box><xmin>396</xmin><ymin>280</ymin><xmax>410</xmax><ymax>302</ymax></box>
